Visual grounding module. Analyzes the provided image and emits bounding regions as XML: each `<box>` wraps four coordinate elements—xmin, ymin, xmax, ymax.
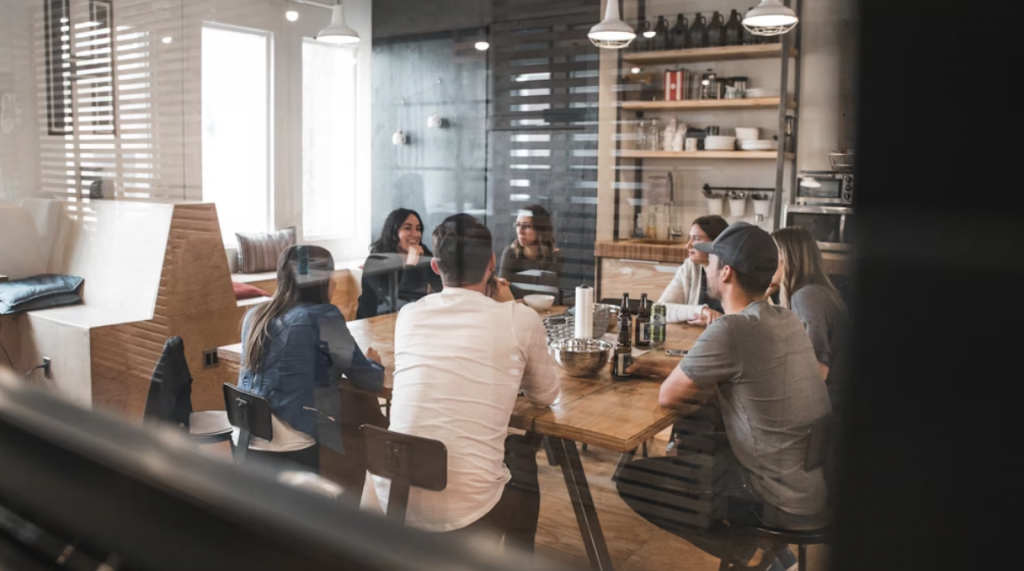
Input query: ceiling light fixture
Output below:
<box><xmin>317</xmin><ymin>0</ymin><xmax>360</xmax><ymax>44</ymax></box>
<box><xmin>588</xmin><ymin>0</ymin><xmax>635</xmax><ymax>50</ymax></box>
<box><xmin>475</xmin><ymin>40</ymin><xmax>489</xmax><ymax>51</ymax></box>
<box><xmin>286</xmin><ymin>10</ymin><xmax>299</xmax><ymax>22</ymax></box>
<box><xmin>161</xmin><ymin>36</ymin><xmax>172</xmax><ymax>44</ymax></box>
<box><xmin>742</xmin><ymin>0</ymin><xmax>799</xmax><ymax>36</ymax></box>
<box><xmin>630</xmin><ymin>66</ymin><xmax>641</xmax><ymax>74</ymax></box>
<box><xmin>643</xmin><ymin>30</ymin><xmax>656</xmax><ymax>39</ymax></box>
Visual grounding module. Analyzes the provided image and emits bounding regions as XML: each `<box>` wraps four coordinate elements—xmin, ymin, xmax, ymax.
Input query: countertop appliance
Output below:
<box><xmin>783</xmin><ymin>204</ymin><xmax>853</xmax><ymax>252</ymax></box>
<box><xmin>796</xmin><ymin>170</ymin><xmax>854</xmax><ymax>205</ymax></box>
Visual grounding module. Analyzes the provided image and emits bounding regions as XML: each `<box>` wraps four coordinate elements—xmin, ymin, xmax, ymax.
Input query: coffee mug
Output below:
<box><xmin>685</xmin><ymin>138</ymin><xmax>698</xmax><ymax>151</ymax></box>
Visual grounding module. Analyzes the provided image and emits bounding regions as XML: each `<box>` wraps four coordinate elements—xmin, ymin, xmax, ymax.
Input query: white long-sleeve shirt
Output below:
<box><xmin>374</xmin><ymin>287</ymin><xmax>560</xmax><ymax>532</ymax></box>
<box><xmin>657</xmin><ymin>259</ymin><xmax>707</xmax><ymax>323</ymax></box>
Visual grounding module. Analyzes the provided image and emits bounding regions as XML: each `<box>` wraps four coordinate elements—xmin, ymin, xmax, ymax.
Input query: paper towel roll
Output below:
<box><xmin>575</xmin><ymin>285</ymin><xmax>594</xmax><ymax>339</ymax></box>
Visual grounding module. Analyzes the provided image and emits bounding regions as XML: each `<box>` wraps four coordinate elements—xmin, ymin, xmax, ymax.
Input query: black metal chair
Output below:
<box><xmin>143</xmin><ymin>336</ymin><xmax>231</xmax><ymax>444</ymax></box>
<box><xmin>360</xmin><ymin>425</ymin><xmax>447</xmax><ymax>523</ymax></box>
<box><xmin>717</xmin><ymin>413</ymin><xmax>836</xmax><ymax>571</ymax></box>
<box><xmin>223</xmin><ymin>383</ymin><xmax>273</xmax><ymax>465</ymax></box>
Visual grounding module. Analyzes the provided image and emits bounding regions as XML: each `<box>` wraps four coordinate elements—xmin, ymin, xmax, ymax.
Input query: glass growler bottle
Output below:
<box><xmin>707</xmin><ymin>11</ymin><xmax>726</xmax><ymax>47</ymax></box>
<box><xmin>725</xmin><ymin>9</ymin><xmax>743</xmax><ymax>46</ymax></box>
<box><xmin>670</xmin><ymin>14</ymin><xmax>689</xmax><ymax>50</ymax></box>
<box><xmin>653</xmin><ymin>15</ymin><xmax>671</xmax><ymax>51</ymax></box>
<box><xmin>688</xmin><ymin>13</ymin><xmax>707</xmax><ymax>49</ymax></box>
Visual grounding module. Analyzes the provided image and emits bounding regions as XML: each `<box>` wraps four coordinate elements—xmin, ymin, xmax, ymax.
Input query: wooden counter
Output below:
<box><xmin>594</xmin><ymin>240</ymin><xmax>690</xmax><ymax>264</ymax></box>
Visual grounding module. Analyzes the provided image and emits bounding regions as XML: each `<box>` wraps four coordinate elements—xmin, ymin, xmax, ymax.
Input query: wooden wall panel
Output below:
<box><xmin>90</xmin><ymin>203</ymin><xmax>244</xmax><ymax>420</ymax></box>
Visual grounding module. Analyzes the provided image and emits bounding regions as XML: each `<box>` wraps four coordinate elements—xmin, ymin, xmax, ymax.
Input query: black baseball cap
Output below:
<box><xmin>693</xmin><ymin>221</ymin><xmax>778</xmax><ymax>278</ymax></box>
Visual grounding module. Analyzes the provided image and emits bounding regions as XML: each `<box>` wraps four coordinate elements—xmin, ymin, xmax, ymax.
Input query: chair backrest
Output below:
<box><xmin>143</xmin><ymin>336</ymin><xmax>193</xmax><ymax>429</ymax></box>
<box><xmin>223</xmin><ymin>384</ymin><xmax>273</xmax><ymax>441</ymax></box>
<box><xmin>360</xmin><ymin>425</ymin><xmax>446</xmax><ymax>522</ymax></box>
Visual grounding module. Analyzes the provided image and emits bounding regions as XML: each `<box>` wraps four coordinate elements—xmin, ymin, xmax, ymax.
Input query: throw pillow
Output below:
<box><xmin>232</xmin><ymin>281</ymin><xmax>271</xmax><ymax>301</ymax></box>
<box><xmin>235</xmin><ymin>227</ymin><xmax>296</xmax><ymax>274</ymax></box>
<box><xmin>0</xmin><ymin>274</ymin><xmax>84</xmax><ymax>314</ymax></box>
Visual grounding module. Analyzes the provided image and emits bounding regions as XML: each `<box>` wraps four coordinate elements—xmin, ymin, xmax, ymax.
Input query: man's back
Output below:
<box><xmin>681</xmin><ymin>300</ymin><xmax>831</xmax><ymax>515</ymax></box>
<box><xmin>375</xmin><ymin>288</ymin><xmax>558</xmax><ymax>531</ymax></box>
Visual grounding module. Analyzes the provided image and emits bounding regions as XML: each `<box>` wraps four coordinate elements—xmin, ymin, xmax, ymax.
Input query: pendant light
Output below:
<box><xmin>317</xmin><ymin>0</ymin><xmax>360</xmax><ymax>45</ymax></box>
<box><xmin>588</xmin><ymin>0</ymin><xmax>635</xmax><ymax>49</ymax></box>
<box><xmin>742</xmin><ymin>0</ymin><xmax>799</xmax><ymax>36</ymax></box>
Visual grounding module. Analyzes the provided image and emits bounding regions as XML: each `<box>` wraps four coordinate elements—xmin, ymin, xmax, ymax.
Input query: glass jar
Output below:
<box><xmin>645</xmin><ymin>117</ymin><xmax>662</xmax><ymax>151</ymax></box>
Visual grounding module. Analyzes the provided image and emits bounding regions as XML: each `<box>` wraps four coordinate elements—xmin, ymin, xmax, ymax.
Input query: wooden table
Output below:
<box><xmin>218</xmin><ymin>308</ymin><xmax>704</xmax><ymax>571</ymax></box>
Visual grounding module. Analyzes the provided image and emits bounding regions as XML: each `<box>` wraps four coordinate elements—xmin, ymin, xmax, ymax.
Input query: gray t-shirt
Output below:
<box><xmin>790</xmin><ymin>284</ymin><xmax>846</xmax><ymax>406</ymax></box>
<box><xmin>681</xmin><ymin>301</ymin><xmax>831</xmax><ymax>515</ymax></box>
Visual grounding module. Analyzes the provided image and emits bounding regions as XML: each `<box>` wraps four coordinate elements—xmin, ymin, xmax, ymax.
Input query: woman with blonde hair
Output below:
<box><xmin>771</xmin><ymin>226</ymin><xmax>847</xmax><ymax>406</ymax></box>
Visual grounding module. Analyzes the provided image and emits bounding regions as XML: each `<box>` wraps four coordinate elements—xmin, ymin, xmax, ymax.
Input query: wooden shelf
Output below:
<box><xmin>621</xmin><ymin>44</ymin><xmax>798</xmax><ymax>65</ymax></box>
<box><xmin>621</xmin><ymin>97</ymin><xmax>793</xmax><ymax>111</ymax></box>
<box><xmin>617</xmin><ymin>150</ymin><xmax>794</xmax><ymax>160</ymax></box>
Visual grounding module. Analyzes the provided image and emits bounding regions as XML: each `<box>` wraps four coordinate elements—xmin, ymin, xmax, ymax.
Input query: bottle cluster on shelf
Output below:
<box><xmin>634</xmin><ymin>8</ymin><xmax>779</xmax><ymax>53</ymax></box>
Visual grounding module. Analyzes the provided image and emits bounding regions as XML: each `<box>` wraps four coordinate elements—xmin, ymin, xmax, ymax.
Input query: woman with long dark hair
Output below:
<box><xmin>656</xmin><ymin>215</ymin><xmax>729</xmax><ymax>325</ymax></box>
<box><xmin>356</xmin><ymin>208</ymin><xmax>443</xmax><ymax>319</ymax></box>
<box><xmin>772</xmin><ymin>226</ymin><xmax>847</xmax><ymax>407</ymax></box>
<box><xmin>237</xmin><ymin>245</ymin><xmax>384</xmax><ymax>472</ymax></box>
<box><xmin>498</xmin><ymin>205</ymin><xmax>564</xmax><ymax>298</ymax></box>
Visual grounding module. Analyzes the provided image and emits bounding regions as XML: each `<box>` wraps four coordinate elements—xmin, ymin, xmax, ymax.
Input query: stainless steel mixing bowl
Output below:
<box><xmin>548</xmin><ymin>338</ymin><xmax>612</xmax><ymax>378</ymax></box>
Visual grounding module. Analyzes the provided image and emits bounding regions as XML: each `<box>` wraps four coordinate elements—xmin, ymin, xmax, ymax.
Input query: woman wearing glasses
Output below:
<box><xmin>498</xmin><ymin>205</ymin><xmax>564</xmax><ymax>300</ymax></box>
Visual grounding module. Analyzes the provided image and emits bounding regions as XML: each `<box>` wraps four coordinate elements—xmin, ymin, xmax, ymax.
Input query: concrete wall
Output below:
<box><xmin>0</xmin><ymin>0</ymin><xmax>41</xmax><ymax>204</ymax></box>
<box><xmin>372</xmin><ymin>0</ymin><xmax>491</xmax><ymax>39</ymax></box>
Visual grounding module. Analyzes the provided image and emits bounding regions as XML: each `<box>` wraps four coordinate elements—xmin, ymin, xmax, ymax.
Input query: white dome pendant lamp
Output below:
<box><xmin>742</xmin><ymin>0</ymin><xmax>799</xmax><ymax>37</ymax></box>
<box><xmin>317</xmin><ymin>0</ymin><xmax>360</xmax><ymax>45</ymax></box>
<box><xmin>589</xmin><ymin>0</ymin><xmax>635</xmax><ymax>49</ymax></box>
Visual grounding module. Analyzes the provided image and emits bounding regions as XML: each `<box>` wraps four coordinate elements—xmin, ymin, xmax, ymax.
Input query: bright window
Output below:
<box><xmin>201</xmin><ymin>24</ymin><xmax>272</xmax><ymax>245</ymax></box>
<box><xmin>302</xmin><ymin>39</ymin><xmax>357</xmax><ymax>239</ymax></box>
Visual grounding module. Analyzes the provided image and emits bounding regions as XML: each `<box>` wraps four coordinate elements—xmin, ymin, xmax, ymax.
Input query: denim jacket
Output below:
<box><xmin>238</xmin><ymin>304</ymin><xmax>384</xmax><ymax>453</ymax></box>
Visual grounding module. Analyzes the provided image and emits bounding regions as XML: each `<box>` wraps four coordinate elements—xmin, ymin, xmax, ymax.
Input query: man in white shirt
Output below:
<box><xmin>374</xmin><ymin>213</ymin><xmax>560</xmax><ymax>552</ymax></box>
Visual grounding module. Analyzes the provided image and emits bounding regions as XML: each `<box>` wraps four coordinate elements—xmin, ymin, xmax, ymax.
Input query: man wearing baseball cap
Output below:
<box><xmin>625</xmin><ymin>222</ymin><xmax>831</xmax><ymax>571</ymax></box>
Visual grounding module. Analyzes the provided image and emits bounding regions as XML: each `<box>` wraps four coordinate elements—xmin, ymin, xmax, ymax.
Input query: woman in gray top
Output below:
<box><xmin>498</xmin><ymin>204</ymin><xmax>564</xmax><ymax>299</ymax></box>
<box><xmin>771</xmin><ymin>227</ymin><xmax>847</xmax><ymax>407</ymax></box>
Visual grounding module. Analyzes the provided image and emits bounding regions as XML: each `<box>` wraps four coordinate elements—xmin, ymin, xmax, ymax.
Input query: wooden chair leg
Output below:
<box><xmin>642</xmin><ymin>440</ymin><xmax>648</xmax><ymax>457</ymax></box>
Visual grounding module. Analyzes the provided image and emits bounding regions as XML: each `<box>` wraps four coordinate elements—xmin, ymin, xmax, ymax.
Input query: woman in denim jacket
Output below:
<box><xmin>236</xmin><ymin>245</ymin><xmax>384</xmax><ymax>472</ymax></box>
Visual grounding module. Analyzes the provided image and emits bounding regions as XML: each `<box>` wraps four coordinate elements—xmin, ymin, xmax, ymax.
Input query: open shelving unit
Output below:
<box><xmin>618</xmin><ymin>150</ymin><xmax>793</xmax><ymax>160</ymax></box>
<box><xmin>621</xmin><ymin>97</ymin><xmax>792</xmax><ymax>111</ymax></box>
<box><xmin>621</xmin><ymin>43</ymin><xmax>798</xmax><ymax>65</ymax></box>
<box><xmin>611</xmin><ymin>1</ymin><xmax>804</xmax><ymax>237</ymax></box>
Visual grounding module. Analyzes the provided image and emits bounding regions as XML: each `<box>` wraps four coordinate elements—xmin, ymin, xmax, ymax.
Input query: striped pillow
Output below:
<box><xmin>235</xmin><ymin>227</ymin><xmax>296</xmax><ymax>274</ymax></box>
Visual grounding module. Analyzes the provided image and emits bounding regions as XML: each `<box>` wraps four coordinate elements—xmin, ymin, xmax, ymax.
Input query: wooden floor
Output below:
<box><xmin>206</xmin><ymin>428</ymin><xmax>830</xmax><ymax>571</ymax></box>
<box><xmin>530</xmin><ymin>427</ymin><xmax>830</xmax><ymax>571</ymax></box>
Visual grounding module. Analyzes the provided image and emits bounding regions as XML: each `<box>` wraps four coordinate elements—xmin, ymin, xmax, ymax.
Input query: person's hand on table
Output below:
<box><xmin>625</xmin><ymin>358</ymin><xmax>678</xmax><ymax>380</ymax></box>
<box><xmin>686</xmin><ymin>306</ymin><xmax>722</xmax><ymax>327</ymax></box>
<box><xmin>487</xmin><ymin>276</ymin><xmax>515</xmax><ymax>303</ymax></box>
<box><xmin>405</xmin><ymin>244</ymin><xmax>424</xmax><ymax>266</ymax></box>
<box><xmin>365</xmin><ymin>347</ymin><xmax>381</xmax><ymax>365</ymax></box>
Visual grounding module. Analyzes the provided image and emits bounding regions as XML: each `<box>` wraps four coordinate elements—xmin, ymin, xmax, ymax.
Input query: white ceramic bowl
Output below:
<box><xmin>704</xmin><ymin>135</ymin><xmax>737</xmax><ymax>150</ymax></box>
<box><xmin>523</xmin><ymin>294</ymin><xmax>555</xmax><ymax>310</ymax></box>
<box><xmin>735</xmin><ymin>127</ymin><xmax>760</xmax><ymax>141</ymax></box>
<box><xmin>740</xmin><ymin>139</ymin><xmax>778</xmax><ymax>151</ymax></box>
<box><xmin>743</xmin><ymin>87</ymin><xmax>780</xmax><ymax>99</ymax></box>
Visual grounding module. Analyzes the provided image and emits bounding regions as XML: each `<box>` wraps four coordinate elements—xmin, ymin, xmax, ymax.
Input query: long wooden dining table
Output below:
<box><xmin>218</xmin><ymin>307</ymin><xmax>706</xmax><ymax>571</ymax></box>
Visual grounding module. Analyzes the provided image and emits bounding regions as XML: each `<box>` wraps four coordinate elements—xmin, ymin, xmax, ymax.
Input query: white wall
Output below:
<box><xmin>0</xmin><ymin>0</ymin><xmax>41</xmax><ymax>205</ymax></box>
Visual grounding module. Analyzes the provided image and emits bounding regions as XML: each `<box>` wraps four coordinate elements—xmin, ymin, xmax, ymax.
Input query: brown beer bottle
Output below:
<box><xmin>612</xmin><ymin>293</ymin><xmax>633</xmax><ymax>379</ymax></box>
<box><xmin>635</xmin><ymin>293</ymin><xmax>651</xmax><ymax>347</ymax></box>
